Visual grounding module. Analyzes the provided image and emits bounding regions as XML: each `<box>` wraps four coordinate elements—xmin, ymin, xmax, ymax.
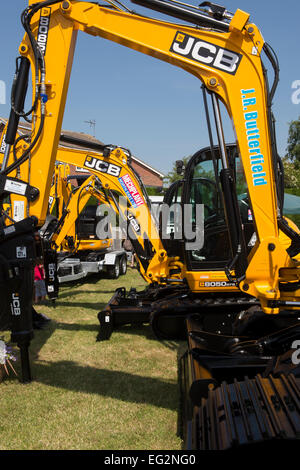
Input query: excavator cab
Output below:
<box><xmin>98</xmin><ymin>141</ymin><xmax>260</xmax><ymax>342</ymax></box>
<box><xmin>184</xmin><ymin>145</ymin><xmax>255</xmax><ymax>265</ymax></box>
<box><xmin>162</xmin><ymin>143</ymin><xmax>255</xmax><ymax>270</ymax></box>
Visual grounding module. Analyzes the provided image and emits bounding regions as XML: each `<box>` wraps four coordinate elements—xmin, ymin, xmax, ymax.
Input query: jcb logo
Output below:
<box><xmin>170</xmin><ymin>32</ymin><xmax>242</xmax><ymax>75</ymax></box>
<box><xmin>11</xmin><ymin>293</ymin><xmax>21</xmax><ymax>316</ymax></box>
<box><xmin>0</xmin><ymin>133</ymin><xmax>6</xmax><ymax>153</ymax></box>
<box><xmin>128</xmin><ymin>214</ymin><xmax>140</xmax><ymax>234</ymax></box>
<box><xmin>48</xmin><ymin>263</ymin><xmax>55</xmax><ymax>282</ymax></box>
<box><xmin>84</xmin><ymin>156</ymin><xmax>121</xmax><ymax>177</ymax></box>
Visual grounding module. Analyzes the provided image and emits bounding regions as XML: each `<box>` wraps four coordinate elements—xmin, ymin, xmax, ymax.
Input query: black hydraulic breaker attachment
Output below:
<box><xmin>0</xmin><ymin>216</ymin><xmax>38</xmax><ymax>383</ymax></box>
<box><xmin>43</xmin><ymin>244</ymin><xmax>59</xmax><ymax>301</ymax></box>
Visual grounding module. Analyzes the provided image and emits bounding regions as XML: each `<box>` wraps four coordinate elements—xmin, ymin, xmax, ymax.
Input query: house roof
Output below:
<box><xmin>0</xmin><ymin>117</ymin><xmax>164</xmax><ymax>178</ymax></box>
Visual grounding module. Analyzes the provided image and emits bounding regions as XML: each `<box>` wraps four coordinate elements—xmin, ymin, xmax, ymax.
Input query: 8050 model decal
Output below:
<box><xmin>37</xmin><ymin>7</ymin><xmax>51</xmax><ymax>55</ymax></box>
<box><xmin>199</xmin><ymin>281</ymin><xmax>236</xmax><ymax>287</ymax></box>
<box><xmin>170</xmin><ymin>32</ymin><xmax>242</xmax><ymax>75</ymax></box>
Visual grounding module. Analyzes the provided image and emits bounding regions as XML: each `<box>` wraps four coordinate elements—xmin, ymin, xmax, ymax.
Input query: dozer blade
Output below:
<box><xmin>97</xmin><ymin>284</ymin><xmax>259</xmax><ymax>341</ymax></box>
<box><xmin>97</xmin><ymin>287</ymin><xmax>152</xmax><ymax>341</ymax></box>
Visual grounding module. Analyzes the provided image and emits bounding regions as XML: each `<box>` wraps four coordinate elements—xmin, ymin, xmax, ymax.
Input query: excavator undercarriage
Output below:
<box><xmin>98</xmin><ymin>276</ymin><xmax>300</xmax><ymax>449</ymax></box>
<box><xmin>98</xmin><ymin>283</ymin><xmax>300</xmax><ymax>449</ymax></box>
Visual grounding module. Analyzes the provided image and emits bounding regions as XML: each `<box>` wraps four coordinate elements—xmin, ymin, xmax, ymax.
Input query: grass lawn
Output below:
<box><xmin>0</xmin><ymin>268</ymin><xmax>185</xmax><ymax>450</ymax></box>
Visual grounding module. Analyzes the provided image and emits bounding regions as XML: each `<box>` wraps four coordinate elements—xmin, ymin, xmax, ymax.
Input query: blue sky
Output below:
<box><xmin>0</xmin><ymin>0</ymin><xmax>299</xmax><ymax>175</ymax></box>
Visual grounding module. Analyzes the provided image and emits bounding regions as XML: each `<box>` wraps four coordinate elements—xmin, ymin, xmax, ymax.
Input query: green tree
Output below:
<box><xmin>283</xmin><ymin>117</ymin><xmax>300</xmax><ymax>191</ymax></box>
<box><xmin>146</xmin><ymin>186</ymin><xmax>163</xmax><ymax>196</ymax></box>
<box><xmin>287</xmin><ymin>117</ymin><xmax>300</xmax><ymax>167</ymax></box>
<box><xmin>163</xmin><ymin>156</ymin><xmax>191</xmax><ymax>187</ymax></box>
<box><xmin>282</xmin><ymin>156</ymin><xmax>300</xmax><ymax>189</ymax></box>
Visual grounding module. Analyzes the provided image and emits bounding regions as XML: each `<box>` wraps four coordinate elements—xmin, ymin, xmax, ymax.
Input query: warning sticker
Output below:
<box><xmin>4</xmin><ymin>179</ymin><xmax>26</xmax><ymax>195</ymax></box>
<box><xmin>13</xmin><ymin>201</ymin><xmax>25</xmax><ymax>222</ymax></box>
<box><xmin>16</xmin><ymin>246</ymin><xmax>27</xmax><ymax>258</ymax></box>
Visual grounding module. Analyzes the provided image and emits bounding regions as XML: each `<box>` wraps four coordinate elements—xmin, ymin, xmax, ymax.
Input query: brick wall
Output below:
<box><xmin>131</xmin><ymin>160</ymin><xmax>163</xmax><ymax>187</ymax></box>
<box><xmin>71</xmin><ymin>159</ymin><xmax>164</xmax><ymax>188</ymax></box>
<box><xmin>0</xmin><ymin>117</ymin><xmax>164</xmax><ymax>187</ymax></box>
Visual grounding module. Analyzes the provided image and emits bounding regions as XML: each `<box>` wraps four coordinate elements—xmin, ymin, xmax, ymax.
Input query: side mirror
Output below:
<box><xmin>176</xmin><ymin>160</ymin><xmax>185</xmax><ymax>175</ymax></box>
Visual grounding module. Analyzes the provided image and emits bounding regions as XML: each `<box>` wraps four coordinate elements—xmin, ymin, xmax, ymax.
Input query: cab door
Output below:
<box><xmin>160</xmin><ymin>179</ymin><xmax>185</xmax><ymax>259</ymax></box>
<box><xmin>182</xmin><ymin>146</ymin><xmax>232</xmax><ymax>272</ymax></box>
<box><xmin>182</xmin><ymin>143</ymin><xmax>256</xmax><ymax>274</ymax></box>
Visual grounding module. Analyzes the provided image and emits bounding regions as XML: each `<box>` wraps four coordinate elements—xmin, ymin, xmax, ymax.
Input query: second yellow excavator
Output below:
<box><xmin>48</xmin><ymin>162</ymin><xmax>113</xmax><ymax>254</ymax></box>
<box><xmin>47</xmin><ymin>160</ymin><xmax>128</xmax><ymax>285</ymax></box>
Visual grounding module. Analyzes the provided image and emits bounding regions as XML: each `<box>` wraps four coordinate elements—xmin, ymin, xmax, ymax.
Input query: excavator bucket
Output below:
<box><xmin>180</xmin><ymin>312</ymin><xmax>300</xmax><ymax>449</ymax></box>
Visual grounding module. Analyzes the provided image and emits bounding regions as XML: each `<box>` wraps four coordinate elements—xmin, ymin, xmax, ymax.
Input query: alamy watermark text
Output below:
<box><xmin>0</xmin><ymin>80</ymin><xmax>5</xmax><ymax>105</ymax></box>
<box><xmin>291</xmin><ymin>80</ymin><xmax>300</xmax><ymax>104</ymax></box>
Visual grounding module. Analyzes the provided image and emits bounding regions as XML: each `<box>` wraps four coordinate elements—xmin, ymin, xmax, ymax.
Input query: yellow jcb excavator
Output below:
<box><xmin>48</xmin><ymin>162</ymin><xmax>113</xmax><ymax>254</ymax></box>
<box><xmin>46</xmin><ymin>160</ymin><xmax>128</xmax><ymax>285</ymax></box>
<box><xmin>1</xmin><ymin>0</ymin><xmax>300</xmax><ymax>449</ymax></box>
